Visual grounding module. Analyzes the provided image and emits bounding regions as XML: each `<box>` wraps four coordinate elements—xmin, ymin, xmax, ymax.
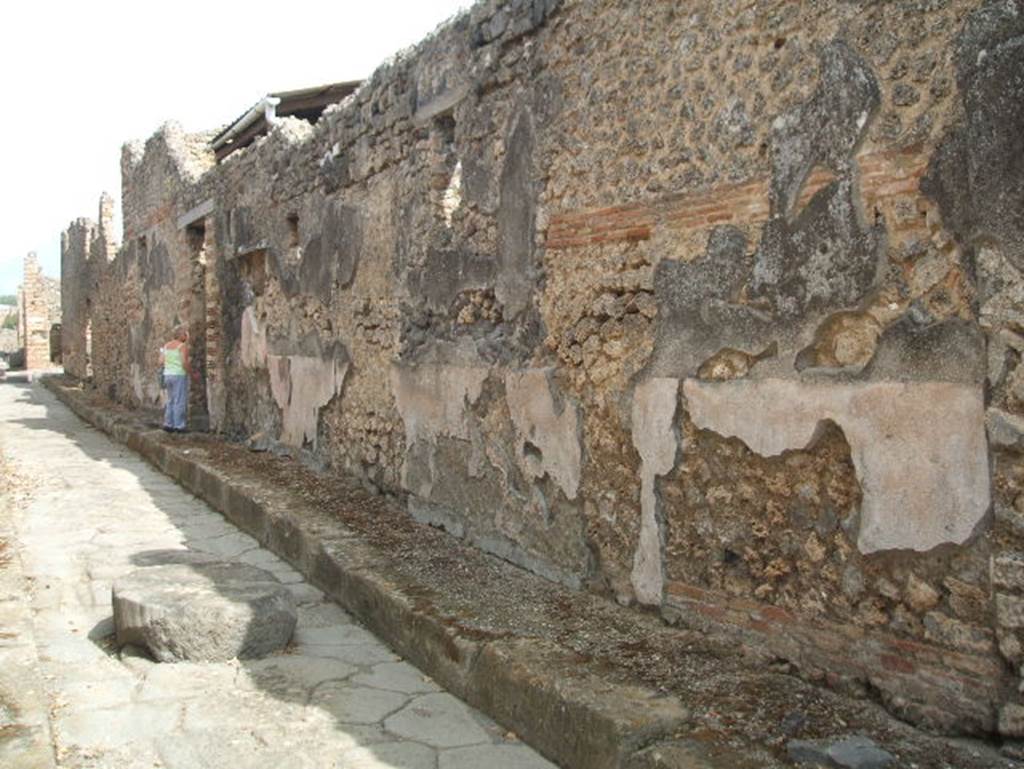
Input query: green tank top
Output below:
<box><xmin>163</xmin><ymin>346</ymin><xmax>185</xmax><ymax>376</ymax></box>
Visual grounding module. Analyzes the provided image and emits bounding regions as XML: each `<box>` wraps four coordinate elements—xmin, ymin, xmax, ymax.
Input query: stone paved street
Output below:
<box><xmin>0</xmin><ymin>377</ymin><xmax>556</xmax><ymax>769</ymax></box>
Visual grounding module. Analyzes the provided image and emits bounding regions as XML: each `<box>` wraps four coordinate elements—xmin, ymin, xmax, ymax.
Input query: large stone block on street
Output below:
<box><xmin>112</xmin><ymin>562</ymin><xmax>297</xmax><ymax>662</ymax></box>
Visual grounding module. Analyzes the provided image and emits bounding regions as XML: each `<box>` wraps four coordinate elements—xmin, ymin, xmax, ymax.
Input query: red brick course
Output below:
<box><xmin>545</xmin><ymin>150</ymin><xmax>931</xmax><ymax>252</ymax></box>
<box><xmin>664</xmin><ymin>577</ymin><xmax>1007</xmax><ymax>733</ymax></box>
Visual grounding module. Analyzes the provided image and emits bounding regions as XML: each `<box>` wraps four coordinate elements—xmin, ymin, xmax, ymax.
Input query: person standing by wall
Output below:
<box><xmin>160</xmin><ymin>325</ymin><xmax>197</xmax><ymax>433</ymax></box>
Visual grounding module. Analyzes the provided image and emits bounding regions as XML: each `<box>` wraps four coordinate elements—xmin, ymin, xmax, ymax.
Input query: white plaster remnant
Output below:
<box><xmin>442</xmin><ymin>161</ymin><xmax>463</xmax><ymax>228</ymax></box>
<box><xmin>390</xmin><ymin>365</ymin><xmax>489</xmax><ymax>446</ymax></box>
<box><xmin>240</xmin><ymin>306</ymin><xmax>268</xmax><ymax>369</ymax></box>
<box><xmin>683</xmin><ymin>378</ymin><xmax>990</xmax><ymax>554</ymax></box>
<box><xmin>391</xmin><ymin>364</ymin><xmax>490</xmax><ymax>499</ymax></box>
<box><xmin>630</xmin><ymin>378</ymin><xmax>679</xmax><ymax>606</ymax></box>
<box><xmin>505</xmin><ymin>369</ymin><xmax>582</xmax><ymax>501</ymax></box>
<box><xmin>131</xmin><ymin>362</ymin><xmax>161</xmax><ymax>406</ymax></box>
<box><xmin>267</xmin><ymin>355</ymin><xmax>347</xmax><ymax>449</ymax></box>
<box><xmin>130</xmin><ymin>362</ymin><xmax>145</xmax><ymax>404</ymax></box>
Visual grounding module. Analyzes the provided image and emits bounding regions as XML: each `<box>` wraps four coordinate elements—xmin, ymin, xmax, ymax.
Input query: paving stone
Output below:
<box><xmin>57</xmin><ymin>701</ymin><xmax>184</xmax><ymax>747</ymax></box>
<box><xmin>179</xmin><ymin>520</ymin><xmax>239</xmax><ymax>540</ymax></box>
<box><xmin>237</xmin><ymin>548</ymin><xmax>283</xmax><ymax>568</ymax></box>
<box><xmin>178</xmin><ymin>691</ymin><xmax>317</xmax><ymax>734</ymax></box>
<box><xmin>293</xmin><ymin>623</ymin><xmax>378</xmax><ymax>646</ymax></box>
<box><xmin>273</xmin><ymin>567</ymin><xmax>309</xmax><ymax>585</ymax></box>
<box><xmin>440</xmin><ymin>744</ymin><xmax>556</xmax><ymax>769</ymax></box>
<box><xmin>56</xmin><ymin>673</ymin><xmax>135</xmax><ymax>711</ymax></box>
<box><xmin>128</xmin><ymin>548</ymin><xmax>222</xmax><ymax>568</ymax></box>
<box><xmin>338</xmin><ymin>742</ymin><xmax>437</xmax><ymax>769</ymax></box>
<box><xmin>134</xmin><ymin>660</ymin><xmax>241</xmax><ymax>702</ymax></box>
<box><xmin>304</xmin><ymin>643</ymin><xmax>402</xmax><ymax>667</ymax></box>
<box><xmin>92</xmin><ymin>530</ymin><xmax>182</xmax><ymax>550</ymax></box>
<box><xmin>286</xmin><ymin>581</ymin><xmax>326</xmax><ymax>604</ymax></box>
<box><xmin>0</xmin><ymin>721</ymin><xmax>55</xmax><ymax>769</ymax></box>
<box><xmin>156</xmin><ymin>731</ymin><xmax>326</xmax><ymax>769</ymax></box>
<box><xmin>310</xmin><ymin>682</ymin><xmax>410</xmax><ymax>724</ymax></box>
<box><xmin>188</xmin><ymin>530</ymin><xmax>260</xmax><ymax>558</ymax></box>
<box><xmin>353</xmin><ymin>661</ymin><xmax>442</xmax><ymax>694</ymax></box>
<box><xmin>112</xmin><ymin>562</ymin><xmax>297</xmax><ymax>662</ymax></box>
<box><xmin>296</xmin><ymin>601</ymin><xmax>352</xmax><ymax>629</ymax></box>
<box><xmin>385</xmin><ymin>693</ymin><xmax>493</xmax><ymax>748</ymax></box>
<box><xmin>36</xmin><ymin>634</ymin><xmax>109</xmax><ymax>665</ymax></box>
<box><xmin>242</xmin><ymin>655</ymin><xmax>357</xmax><ymax>697</ymax></box>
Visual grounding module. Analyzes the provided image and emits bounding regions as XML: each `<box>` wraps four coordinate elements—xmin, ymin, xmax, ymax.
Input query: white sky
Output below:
<box><xmin>0</xmin><ymin>0</ymin><xmax>470</xmax><ymax>297</ymax></box>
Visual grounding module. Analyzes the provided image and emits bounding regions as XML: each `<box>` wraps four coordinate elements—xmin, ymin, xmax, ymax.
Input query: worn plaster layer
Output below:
<box><xmin>268</xmin><ymin>355</ymin><xmax>347</xmax><ymax>448</ymax></box>
<box><xmin>683</xmin><ymin>378</ymin><xmax>990</xmax><ymax>554</ymax></box>
<box><xmin>240</xmin><ymin>306</ymin><xmax>268</xmax><ymax>368</ymax></box>
<box><xmin>391</xmin><ymin>364</ymin><xmax>489</xmax><ymax>446</ymax></box>
<box><xmin>504</xmin><ymin>369</ymin><xmax>582</xmax><ymax>501</ymax></box>
<box><xmin>630</xmin><ymin>378</ymin><xmax>679</xmax><ymax>606</ymax></box>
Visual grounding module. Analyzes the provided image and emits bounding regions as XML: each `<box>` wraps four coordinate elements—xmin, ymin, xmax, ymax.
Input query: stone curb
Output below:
<box><xmin>43</xmin><ymin>379</ymin><xmax>757</xmax><ymax>769</ymax></box>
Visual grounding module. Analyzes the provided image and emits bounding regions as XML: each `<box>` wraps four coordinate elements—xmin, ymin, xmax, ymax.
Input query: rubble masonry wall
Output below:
<box><xmin>61</xmin><ymin>0</ymin><xmax>1024</xmax><ymax>736</ymax></box>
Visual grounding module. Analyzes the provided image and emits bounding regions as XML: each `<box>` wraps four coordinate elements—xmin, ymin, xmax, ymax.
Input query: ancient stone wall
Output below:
<box><xmin>62</xmin><ymin>194</ymin><xmax>121</xmax><ymax>381</ymax></box>
<box><xmin>0</xmin><ymin>329</ymin><xmax>17</xmax><ymax>355</ymax></box>
<box><xmin>0</xmin><ymin>304</ymin><xmax>17</xmax><ymax>355</ymax></box>
<box><xmin>61</xmin><ymin>0</ymin><xmax>1024</xmax><ymax>736</ymax></box>
<box><xmin>61</xmin><ymin>219</ymin><xmax>96</xmax><ymax>378</ymax></box>
<box><xmin>18</xmin><ymin>252</ymin><xmax>61</xmax><ymax>370</ymax></box>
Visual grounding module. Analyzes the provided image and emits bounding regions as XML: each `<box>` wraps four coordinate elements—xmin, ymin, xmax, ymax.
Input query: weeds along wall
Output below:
<box><xmin>61</xmin><ymin>0</ymin><xmax>1024</xmax><ymax>736</ymax></box>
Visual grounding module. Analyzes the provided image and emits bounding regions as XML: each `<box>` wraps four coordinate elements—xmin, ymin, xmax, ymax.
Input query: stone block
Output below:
<box><xmin>904</xmin><ymin>574</ymin><xmax>940</xmax><ymax>613</ymax></box>
<box><xmin>998</xmin><ymin>594</ymin><xmax>1024</xmax><ymax>629</ymax></box>
<box><xmin>787</xmin><ymin>735</ymin><xmax>894</xmax><ymax>769</ymax></box>
<box><xmin>944</xmin><ymin>577</ymin><xmax>989</xmax><ymax>623</ymax></box>
<box><xmin>467</xmin><ymin>639</ymin><xmax>689</xmax><ymax>769</ymax></box>
<box><xmin>626</xmin><ymin>739</ymin><xmax>762</xmax><ymax>769</ymax></box>
<box><xmin>1000</xmin><ymin>703</ymin><xmax>1024</xmax><ymax>738</ymax></box>
<box><xmin>993</xmin><ymin>554</ymin><xmax>1024</xmax><ymax>592</ymax></box>
<box><xmin>112</xmin><ymin>562</ymin><xmax>297</xmax><ymax>662</ymax></box>
<box><xmin>922</xmin><ymin>611</ymin><xmax>994</xmax><ymax>654</ymax></box>
<box><xmin>987</xmin><ymin>408</ymin><xmax>1024</xmax><ymax>449</ymax></box>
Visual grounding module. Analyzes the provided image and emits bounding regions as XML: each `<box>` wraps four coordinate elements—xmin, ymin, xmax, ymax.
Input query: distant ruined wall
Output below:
<box><xmin>19</xmin><ymin>252</ymin><xmax>61</xmax><ymax>369</ymax></box>
<box><xmin>62</xmin><ymin>194</ymin><xmax>124</xmax><ymax>382</ymax></box>
<box><xmin>61</xmin><ymin>218</ymin><xmax>96</xmax><ymax>378</ymax></box>
<box><xmin>62</xmin><ymin>0</ymin><xmax>1024</xmax><ymax>736</ymax></box>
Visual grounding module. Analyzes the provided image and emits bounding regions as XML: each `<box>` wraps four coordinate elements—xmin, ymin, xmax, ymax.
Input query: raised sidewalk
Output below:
<box><xmin>45</xmin><ymin>377</ymin><xmax>738</xmax><ymax>769</ymax></box>
<box><xmin>44</xmin><ymin>376</ymin><xmax>1014</xmax><ymax>769</ymax></box>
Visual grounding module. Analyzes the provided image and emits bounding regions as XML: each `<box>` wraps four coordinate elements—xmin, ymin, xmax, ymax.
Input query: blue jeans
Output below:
<box><xmin>163</xmin><ymin>375</ymin><xmax>188</xmax><ymax>430</ymax></box>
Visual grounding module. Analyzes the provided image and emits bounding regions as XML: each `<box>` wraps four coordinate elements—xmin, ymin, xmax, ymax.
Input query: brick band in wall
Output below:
<box><xmin>545</xmin><ymin>149</ymin><xmax>931</xmax><ymax>252</ymax></box>
<box><xmin>665</xmin><ymin>579</ymin><xmax>1005</xmax><ymax>733</ymax></box>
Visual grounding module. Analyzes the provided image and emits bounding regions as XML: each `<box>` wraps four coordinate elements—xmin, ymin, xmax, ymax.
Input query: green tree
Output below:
<box><xmin>2</xmin><ymin>314</ymin><xmax>16</xmax><ymax>330</ymax></box>
<box><xmin>0</xmin><ymin>295</ymin><xmax>16</xmax><ymax>306</ymax></box>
